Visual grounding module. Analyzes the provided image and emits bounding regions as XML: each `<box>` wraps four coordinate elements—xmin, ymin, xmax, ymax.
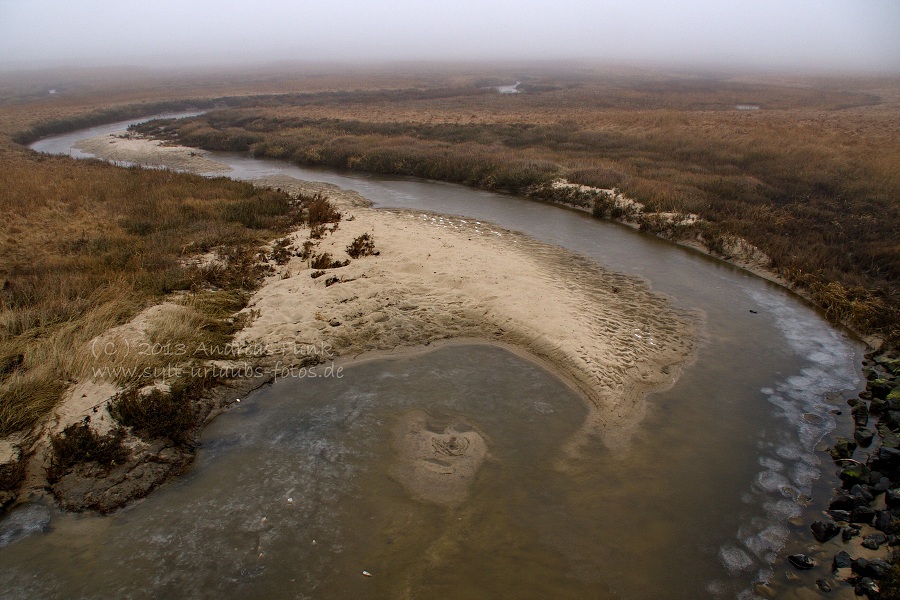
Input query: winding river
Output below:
<box><xmin>1</xmin><ymin>116</ymin><xmax>866</xmax><ymax>599</ymax></box>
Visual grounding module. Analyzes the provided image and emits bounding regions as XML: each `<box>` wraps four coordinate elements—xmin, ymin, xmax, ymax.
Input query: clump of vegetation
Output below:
<box><xmin>309</xmin><ymin>270</ymin><xmax>326</xmax><ymax>279</ymax></box>
<box><xmin>303</xmin><ymin>194</ymin><xmax>341</xmax><ymax>227</ymax></box>
<box><xmin>48</xmin><ymin>419</ymin><xmax>128</xmax><ymax>482</ymax></box>
<box><xmin>0</xmin><ymin>456</ymin><xmax>26</xmax><ymax>492</ymax></box>
<box><xmin>298</xmin><ymin>240</ymin><xmax>316</xmax><ymax>260</ymax></box>
<box><xmin>269</xmin><ymin>237</ymin><xmax>294</xmax><ymax>265</ymax></box>
<box><xmin>309</xmin><ymin>252</ymin><xmax>349</xmax><ymax>270</ymax></box>
<box><xmin>108</xmin><ymin>378</ymin><xmax>210</xmax><ymax>443</ymax></box>
<box><xmin>346</xmin><ymin>233</ymin><xmax>378</xmax><ymax>258</ymax></box>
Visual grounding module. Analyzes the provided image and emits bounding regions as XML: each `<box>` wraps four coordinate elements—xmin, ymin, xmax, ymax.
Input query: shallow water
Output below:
<box><xmin>15</xmin><ymin>117</ymin><xmax>868</xmax><ymax>598</ymax></box>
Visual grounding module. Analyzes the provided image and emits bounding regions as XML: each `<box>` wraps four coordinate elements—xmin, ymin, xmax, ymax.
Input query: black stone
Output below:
<box><xmin>833</xmin><ymin>550</ymin><xmax>853</xmax><ymax>570</ymax></box>
<box><xmin>872</xmin><ymin>379</ymin><xmax>894</xmax><ymax>399</ymax></box>
<box><xmin>850</xmin><ymin>505</ymin><xmax>876</xmax><ymax>524</ymax></box>
<box><xmin>875</xmin><ymin>510</ymin><xmax>895</xmax><ymax>532</ymax></box>
<box><xmin>870</xmin><ymin>446</ymin><xmax>900</xmax><ymax>471</ymax></box>
<box><xmin>887</xmin><ymin>489</ymin><xmax>900</xmax><ymax>509</ymax></box>
<box><xmin>855</xmin><ymin>427</ymin><xmax>875</xmax><ymax>447</ymax></box>
<box><xmin>811</xmin><ymin>520</ymin><xmax>842</xmax><ymax>542</ymax></box>
<box><xmin>788</xmin><ymin>553</ymin><xmax>815</xmax><ymax>570</ymax></box>
<box><xmin>852</xmin><ymin>402</ymin><xmax>870</xmax><ymax>427</ymax></box>
<box><xmin>829</xmin><ymin>437</ymin><xmax>857</xmax><ymax>462</ymax></box>
<box><xmin>851</xmin><ymin>484</ymin><xmax>874</xmax><ymax>504</ymax></box>
<box><xmin>854</xmin><ymin>557</ymin><xmax>891</xmax><ymax>579</ymax></box>
<box><xmin>816</xmin><ymin>578</ymin><xmax>832</xmax><ymax>593</ymax></box>
<box><xmin>830</xmin><ymin>491</ymin><xmax>854</xmax><ymax>510</ymax></box>
<box><xmin>862</xmin><ymin>532</ymin><xmax>888</xmax><ymax>550</ymax></box>
<box><xmin>839</xmin><ymin>463</ymin><xmax>871</xmax><ymax>487</ymax></box>
<box><xmin>855</xmin><ymin>577</ymin><xmax>880</xmax><ymax>599</ymax></box>
<box><xmin>873</xmin><ymin>477</ymin><xmax>891</xmax><ymax>493</ymax></box>
<box><xmin>843</xmin><ymin>526</ymin><xmax>861</xmax><ymax>541</ymax></box>
<box><xmin>827</xmin><ymin>509</ymin><xmax>851</xmax><ymax>522</ymax></box>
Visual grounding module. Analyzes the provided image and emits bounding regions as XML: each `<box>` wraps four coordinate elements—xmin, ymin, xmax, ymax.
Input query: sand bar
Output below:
<box><xmin>58</xmin><ymin>133</ymin><xmax>699</xmax><ymax>451</ymax></box>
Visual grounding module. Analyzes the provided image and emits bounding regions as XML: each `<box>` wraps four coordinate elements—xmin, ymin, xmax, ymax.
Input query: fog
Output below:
<box><xmin>1</xmin><ymin>0</ymin><xmax>898</xmax><ymax>74</ymax></box>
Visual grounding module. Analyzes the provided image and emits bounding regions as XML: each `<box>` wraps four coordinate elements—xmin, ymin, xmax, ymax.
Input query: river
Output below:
<box><xmin>4</xmin><ymin>116</ymin><xmax>867</xmax><ymax>598</ymax></box>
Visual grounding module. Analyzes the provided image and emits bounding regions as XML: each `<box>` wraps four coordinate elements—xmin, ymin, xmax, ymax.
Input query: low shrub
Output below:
<box><xmin>346</xmin><ymin>233</ymin><xmax>378</xmax><ymax>258</ymax></box>
<box><xmin>309</xmin><ymin>252</ymin><xmax>349</xmax><ymax>270</ymax></box>
<box><xmin>304</xmin><ymin>194</ymin><xmax>341</xmax><ymax>227</ymax></box>
<box><xmin>48</xmin><ymin>419</ymin><xmax>128</xmax><ymax>481</ymax></box>
<box><xmin>108</xmin><ymin>384</ymin><xmax>200</xmax><ymax>443</ymax></box>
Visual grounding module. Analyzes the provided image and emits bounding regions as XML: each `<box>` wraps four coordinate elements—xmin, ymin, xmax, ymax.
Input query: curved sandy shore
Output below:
<box><xmin>62</xmin><ymin>133</ymin><xmax>698</xmax><ymax>451</ymax></box>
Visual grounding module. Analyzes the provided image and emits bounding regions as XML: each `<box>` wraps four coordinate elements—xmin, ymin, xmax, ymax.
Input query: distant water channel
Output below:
<box><xmin>10</xmin><ymin>116</ymin><xmax>867</xmax><ymax>598</ymax></box>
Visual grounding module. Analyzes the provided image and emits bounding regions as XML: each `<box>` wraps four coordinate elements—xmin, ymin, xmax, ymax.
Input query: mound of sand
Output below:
<box><xmin>390</xmin><ymin>410</ymin><xmax>488</xmax><ymax>506</ymax></box>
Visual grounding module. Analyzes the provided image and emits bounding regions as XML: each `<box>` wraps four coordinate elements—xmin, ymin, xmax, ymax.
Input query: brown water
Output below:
<box><xmin>16</xmin><ymin>118</ymin><xmax>868</xmax><ymax>598</ymax></box>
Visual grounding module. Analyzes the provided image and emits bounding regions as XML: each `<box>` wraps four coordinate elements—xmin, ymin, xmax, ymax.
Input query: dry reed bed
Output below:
<box><xmin>133</xmin><ymin>77</ymin><xmax>899</xmax><ymax>341</ymax></box>
<box><xmin>0</xmin><ymin>150</ymin><xmax>306</xmax><ymax>439</ymax></box>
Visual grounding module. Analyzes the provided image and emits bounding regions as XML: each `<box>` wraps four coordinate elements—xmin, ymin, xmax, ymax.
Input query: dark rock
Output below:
<box><xmin>889</xmin><ymin>386</ymin><xmax>900</xmax><ymax>403</ymax></box>
<box><xmin>884</xmin><ymin>410</ymin><xmax>900</xmax><ymax>431</ymax></box>
<box><xmin>838</xmin><ymin>463</ymin><xmax>870</xmax><ymax>490</ymax></box>
<box><xmin>788</xmin><ymin>553</ymin><xmax>815</xmax><ymax>570</ymax></box>
<box><xmin>870</xmin><ymin>397</ymin><xmax>888</xmax><ymax>414</ymax></box>
<box><xmin>850</xmin><ymin>505</ymin><xmax>876</xmax><ymax>524</ymax></box>
<box><xmin>811</xmin><ymin>520</ymin><xmax>842</xmax><ymax>542</ymax></box>
<box><xmin>855</xmin><ymin>427</ymin><xmax>875</xmax><ymax>447</ymax></box>
<box><xmin>869</xmin><ymin>559</ymin><xmax>892</xmax><ymax>578</ymax></box>
<box><xmin>859</xmin><ymin>390</ymin><xmax>873</xmax><ymax>400</ymax></box>
<box><xmin>872</xmin><ymin>379</ymin><xmax>894</xmax><ymax>400</ymax></box>
<box><xmin>870</xmin><ymin>446</ymin><xmax>900</xmax><ymax>471</ymax></box>
<box><xmin>853</xmin><ymin>403</ymin><xmax>870</xmax><ymax>427</ymax></box>
<box><xmin>889</xmin><ymin>534</ymin><xmax>900</xmax><ymax>546</ymax></box>
<box><xmin>862</xmin><ymin>532</ymin><xmax>888</xmax><ymax>549</ymax></box>
<box><xmin>843</xmin><ymin>526</ymin><xmax>861</xmax><ymax>541</ymax></box>
<box><xmin>875</xmin><ymin>510</ymin><xmax>895</xmax><ymax>532</ymax></box>
<box><xmin>827</xmin><ymin>509</ymin><xmax>852</xmax><ymax>522</ymax></box>
<box><xmin>864</xmin><ymin>367</ymin><xmax>880</xmax><ymax>381</ymax></box>
<box><xmin>854</xmin><ymin>557</ymin><xmax>891</xmax><ymax>579</ymax></box>
<box><xmin>851</xmin><ymin>484</ymin><xmax>874</xmax><ymax>504</ymax></box>
<box><xmin>887</xmin><ymin>489</ymin><xmax>900</xmax><ymax>509</ymax></box>
<box><xmin>833</xmin><ymin>550</ymin><xmax>853</xmax><ymax>570</ymax></box>
<box><xmin>830</xmin><ymin>437</ymin><xmax>858</xmax><ymax>461</ymax></box>
<box><xmin>849</xmin><ymin>396</ymin><xmax>862</xmax><ymax>406</ymax></box>
<box><xmin>874</xmin><ymin>477</ymin><xmax>892</xmax><ymax>493</ymax></box>
<box><xmin>883</xmin><ymin>432</ymin><xmax>900</xmax><ymax>450</ymax></box>
<box><xmin>854</xmin><ymin>577</ymin><xmax>879</xmax><ymax>599</ymax></box>
<box><xmin>839</xmin><ymin>463</ymin><xmax>871</xmax><ymax>487</ymax></box>
<box><xmin>816</xmin><ymin>578</ymin><xmax>832</xmax><ymax>593</ymax></box>
<box><xmin>868</xmin><ymin>470</ymin><xmax>885</xmax><ymax>486</ymax></box>
<box><xmin>830</xmin><ymin>490</ymin><xmax>856</xmax><ymax>510</ymax></box>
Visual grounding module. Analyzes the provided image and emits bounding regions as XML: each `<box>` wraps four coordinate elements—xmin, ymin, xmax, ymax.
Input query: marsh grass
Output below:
<box><xmin>136</xmin><ymin>79</ymin><xmax>899</xmax><ymax>341</ymax></box>
<box><xmin>0</xmin><ymin>151</ymin><xmax>307</xmax><ymax>436</ymax></box>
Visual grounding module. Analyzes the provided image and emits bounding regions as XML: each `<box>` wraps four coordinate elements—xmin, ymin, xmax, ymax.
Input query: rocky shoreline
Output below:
<box><xmin>789</xmin><ymin>348</ymin><xmax>900</xmax><ymax>597</ymax></box>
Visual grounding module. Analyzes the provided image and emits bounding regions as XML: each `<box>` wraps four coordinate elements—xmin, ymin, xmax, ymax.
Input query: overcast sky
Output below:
<box><xmin>1</xmin><ymin>0</ymin><xmax>898</xmax><ymax>73</ymax></box>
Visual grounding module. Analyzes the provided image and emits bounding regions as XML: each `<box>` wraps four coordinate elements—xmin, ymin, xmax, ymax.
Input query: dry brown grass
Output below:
<box><xmin>132</xmin><ymin>71</ymin><xmax>899</xmax><ymax>340</ymax></box>
<box><xmin>0</xmin><ymin>148</ymin><xmax>304</xmax><ymax>436</ymax></box>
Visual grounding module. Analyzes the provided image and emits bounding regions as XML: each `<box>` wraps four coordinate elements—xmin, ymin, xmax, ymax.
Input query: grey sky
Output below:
<box><xmin>1</xmin><ymin>0</ymin><xmax>898</xmax><ymax>73</ymax></box>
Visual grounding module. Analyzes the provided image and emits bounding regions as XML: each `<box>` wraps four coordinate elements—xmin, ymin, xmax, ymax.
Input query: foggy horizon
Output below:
<box><xmin>1</xmin><ymin>0</ymin><xmax>899</xmax><ymax>75</ymax></box>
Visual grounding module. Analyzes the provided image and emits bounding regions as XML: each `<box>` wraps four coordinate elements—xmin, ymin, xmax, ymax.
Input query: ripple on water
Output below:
<box><xmin>720</xmin><ymin>545</ymin><xmax>755</xmax><ymax>573</ymax></box>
